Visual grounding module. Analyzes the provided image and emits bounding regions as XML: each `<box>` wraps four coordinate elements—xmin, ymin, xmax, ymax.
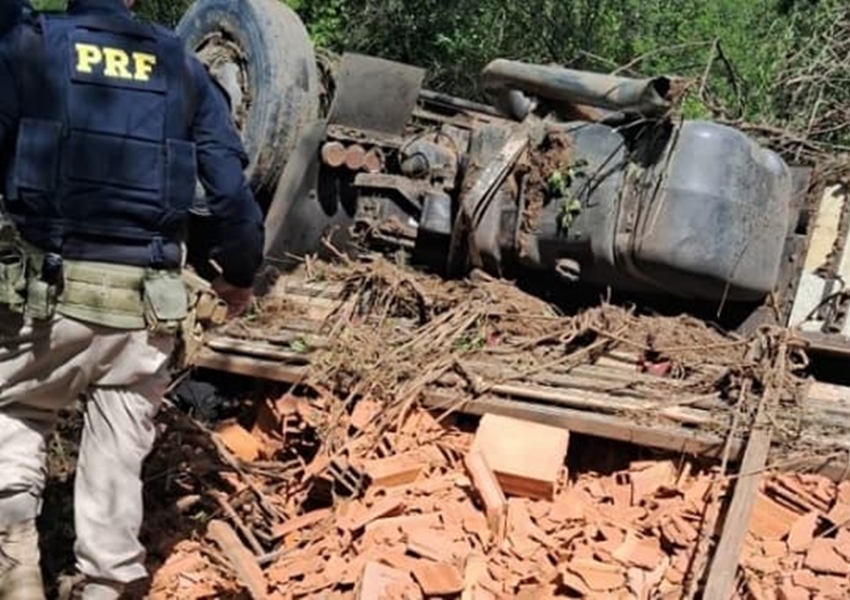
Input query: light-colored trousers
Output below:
<box><xmin>0</xmin><ymin>308</ymin><xmax>174</xmax><ymax>586</ymax></box>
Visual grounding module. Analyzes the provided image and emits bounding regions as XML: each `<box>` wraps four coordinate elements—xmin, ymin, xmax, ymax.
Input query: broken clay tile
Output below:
<box><xmin>790</xmin><ymin>569</ymin><xmax>820</xmax><ymax>591</ymax></box>
<box><xmin>803</xmin><ymin>538</ymin><xmax>850</xmax><ymax>576</ymax></box>
<box><xmin>744</xmin><ymin>578</ymin><xmax>773</xmax><ymax>600</ymax></box>
<box><xmin>347</xmin><ymin>497</ymin><xmax>405</xmax><ymax>532</ymax></box>
<box><xmin>749</xmin><ymin>492</ymin><xmax>800</xmax><ymax>541</ymax></box>
<box><xmin>411</xmin><ymin>560</ymin><xmax>465</xmax><ymax>596</ymax></box>
<box><xmin>826</xmin><ymin>501</ymin><xmax>850</xmax><ymax>529</ymax></box>
<box><xmin>364</xmin><ymin>452</ymin><xmax>427</xmax><ymax>489</ymax></box>
<box><xmin>471</xmin><ymin>414</ymin><xmax>569</xmax><ymax>501</ymax></box>
<box><xmin>560</xmin><ymin>569</ymin><xmax>591</xmax><ymax>596</ymax></box>
<box><xmin>777</xmin><ymin>582</ymin><xmax>810</xmax><ymax>600</ymax></box>
<box><xmin>768</xmin><ymin>476</ymin><xmax>826</xmax><ymax>514</ymax></box>
<box><xmin>684</xmin><ymin>477</ymin><xmax>713</xmax><ymax>504</ymax></box>
<box><xmin>464</xmin><ymin>451</ymin><xmax>507</xmax><ymax>543</ymax></box>
<box><xmin>468</xmin><ymin>587</ymin><xmax>496</xmax><ymax>600</ymax></box>
<box><xmin>460</xmin><ymin>504</ymin><xmax>492</xmax><ymax>546</ymax></box>
<box><xmin>612</xmin><ymin>532</ymin><xmax>664</xmax><ymax>571</ymax></box>
<box><xmin>357</xmin><ymin>561</ymin><xmax>420</xmax><ymax>600</ymax></box>
<box><xmin>375</xmin><ymin>550</ymin><xmax>422</xmax><ymax>575</ymax></box>
<box><xmin>659</xmin><ymin>514</ymin><xmax>698</xmax><ymax>548</ymax></box>
<box><xmin>214</xmin><ymin>422</ymin><xmax>261</xmax><ymax>462</ymax></box>
<box><xmin>743</xmin><ymin>555</ymin><xmax>781</xmax><ymax>575</ymax></box>
<box><xmin>787</xmin><ymin>511</ymin><xmax>820</xmax><ymax>553</ymax></box>
<box><xmin>366</xmin><ymin>513</ymin><xmax>442</xmax><ymax>538</ymax></box>
<box><xmin>818</xmin><ymin>575</ymin><xmax>849</xmax><ymax>598</ymax></box>
<box><xmin>406</xmin><ymin>528</ymin><xmax>460</xmax><ymax>563</ymax></box>
<box><xmin>506</xmin><ymin>499</ymin><xmax>534</xmax><ymax>537</ymax></box>
<box><xmin>516</xmin><ymin>584</ymin><xmax>558</xmax><ymax>600</ymax></box>
<box><xmin>566</xmin><ymin>559</ymin><xmax>626</xmax><ymax>592</ymax></box>
<box><xmin>527</xmin><ymin>501</ymin><xmax>550</xmax><ymax>522</ymax></box>
<box><xmin>270</xmin><ymin>508</ymin><xmax>332</xmax><ymax>541</ymax></box>
<box><xmin>629</xmin><ymin>461</ymin><xmax>676</xmax><ymax>505</ymax></box>
<box><xmin>350</xmin><ymin>399</ymin><xmax>382</xmax><ymax>431</ymax></box>
<box><xmin>549</xmin><ymin>491</ymin><xmax>585</xmax><ymax>523</ymax></box>
<box><xmin>461</xmin><ymin>553</ymin><xmax>489</xmax><ymax>600</ymax></box>
<box><xmin>761</xmin><ymin>540</ymin><xmax>789</xmax><ymax>558</ymax></box>
<box><xmin>835</xmin><ymin>533</ymin><xmax>850</xmax><ymax>562</ymax></box>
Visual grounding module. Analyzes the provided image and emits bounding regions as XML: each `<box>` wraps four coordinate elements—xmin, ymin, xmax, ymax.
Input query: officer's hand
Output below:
<box><xmin>211</xmin><ymin>277</ymin><xmax>253</xmax><ymax>319</ymax></box>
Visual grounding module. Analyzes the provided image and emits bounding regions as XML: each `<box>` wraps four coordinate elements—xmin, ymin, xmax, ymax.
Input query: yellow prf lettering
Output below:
<box><xmin>103</xmin><ymin>48</ymin><xmax>132</xmax><ymax>79</ymax></box>
<box><xmin>75</xmin><ymin>43</ymin><xmax>102</xmax><ymax>73</ymax></box>
<box><xmin>74</xmin><ymin>44</ymin><xmax>158</xmax><ymax>81</ymax></box>
<box><xmin>132</xmin><ymin>52</ymin><xmax>157</xmax><ymax>82</ymax></box>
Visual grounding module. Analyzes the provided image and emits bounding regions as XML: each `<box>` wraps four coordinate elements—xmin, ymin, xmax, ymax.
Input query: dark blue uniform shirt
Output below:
<box><xmin>0</xmin><ymin>1</ymin><xmax>27</xmax><ymax>37</ymax></box>
<box><xmin>0</xmin><ymin>0</ymin><xmax>264</xmax><ymax>288</ymax></box>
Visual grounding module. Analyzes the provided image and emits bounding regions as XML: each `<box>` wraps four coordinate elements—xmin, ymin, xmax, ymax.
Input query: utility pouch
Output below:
<box><xmin>0</xmin><ymin>249</ymin><xmax>27</xmax><ymax>314</ymax></box>
<box><xmin>143</xmin><ymin>271</ymin><xmax>189</xmax><ymax>335</ymax></box>
<box><xmin>26</xmin><ymin>279</ymin><xmax>58</xmax><ymax>321</ymax></box>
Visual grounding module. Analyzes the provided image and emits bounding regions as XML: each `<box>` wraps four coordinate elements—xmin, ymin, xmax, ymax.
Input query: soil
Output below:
<box><xmin>517</xmin><ymin>130</ymin><xmax>575</xmax><ymax>258</ymax></box>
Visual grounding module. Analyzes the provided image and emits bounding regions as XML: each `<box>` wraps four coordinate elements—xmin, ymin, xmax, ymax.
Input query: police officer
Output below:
<box><xmin>0</xmin><ymin>0</ymin><xmax>265</xmax><ymax>598</ymax></box>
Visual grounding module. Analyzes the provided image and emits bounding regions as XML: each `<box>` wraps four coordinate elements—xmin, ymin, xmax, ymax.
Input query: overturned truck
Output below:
<box><xmin>170</xmin><ymin>6</ymin><xmax>850</xmax><ymax>594</ymax></box>
<box><xmin>175</xmin><ymin>2</ymin><xmax>850</xmax><ymax>411</ymax></box>
<box><xmin>178</xmin><ymin>0</ymin><xmax>834</xmax><ymax>340</ymax></box>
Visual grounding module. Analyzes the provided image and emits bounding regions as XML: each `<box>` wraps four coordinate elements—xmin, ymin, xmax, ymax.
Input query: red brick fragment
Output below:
<box><xmin>411</xmin><ymin>560</ymin><xmax>464</xmax><ymax>596</ymax></box>
<box><xmin>357</xmin><ymin>561</ymin><xmax>421</xmax><ymax>600</ymax></box>
<box><xmin>270</xmin><ymin>508</ymin><xmax>331</xmax><ymax>541</ymax></box>
<box><xmin>777</xmin><ymin>581</ymin><xmax>810</xmax><ymax>600</ymax></box>
<box><xmin>613</xmin><ymin>532</ymin><xmax>664</xmax><ymax>570</ymax></box>
<box><xmin>346</xmin><ymin>497</ymin><xmax>405</xmax><ymax>532</ymax></box>
<box><xmin>364</xmin><ymin>452</ymin><xmax>426</xmax><ymax>489</ymax></box>
<box><xmin>472</xmin><ymin>414</ymin><xmax>569</xmax><ymax>501</ymax></box>
<box><xmin>748</xmin><ymin>492</ymin><xmax>801</xmax><ymax>541</ymax></box>
<box><xmin>629</xmin><ymin>461</ymin><xmax>676</xmax><ymax>505</ymax></box>
<box><xmin>787</xmin><ymin>511</ymin><xmax>819</xmax><ymax>553</ymax></box>
<box><xmin>804</xmin><ymin>538</ymin><xmax>850</xmax><ymax>576</ymax></box>
<box><xmin>464</xmin><ymin>451</ymin><xmax>507</xmax><ymax>544</ymax></box>
<box><xmin>565</xmin><ymin>559</ymin><xmax>626</xmax><ymax>592</ymax></box>
<box><xmin>215</xmin><ymin>423</ymin><xmax>261</xmax><ymax>462</ymax></box>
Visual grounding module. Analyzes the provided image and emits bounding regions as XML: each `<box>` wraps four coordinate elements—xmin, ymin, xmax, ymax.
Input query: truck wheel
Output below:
<box><xmin>177</xmin><ymin>0</ymin><xmax>320</xmax><ymax>209</ymax></box>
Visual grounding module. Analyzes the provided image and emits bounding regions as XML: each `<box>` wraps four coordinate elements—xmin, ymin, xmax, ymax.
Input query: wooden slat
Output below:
<box><xmin>422</xmin><ymin>391</ymin><xmax>738</xmax><ymax>459</ymax></box>
<box><xmin>702</xmin><ymin>396</ymin><xmax>773</xmax><ymax>600</ymax></box>
<box><xmin>193</xmin><ymin>348</ymin><xmax>307</xmax><ymax>384</ymax></box>
<box><xmin>206</xmin><ymin>338</ymin><xmax>313</xmax><ymax>364</ymax></box>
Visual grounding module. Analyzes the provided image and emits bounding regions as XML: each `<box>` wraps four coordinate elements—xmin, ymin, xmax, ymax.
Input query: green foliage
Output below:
<box><xmin>281</xmin><ymin>0</ymin><xmax>837</xmax><ymax>144</ymax></box>
<box><xmin>27</xmin><ymin>0</ymin><xmax>848</xmax><ymax>151</ymax></box>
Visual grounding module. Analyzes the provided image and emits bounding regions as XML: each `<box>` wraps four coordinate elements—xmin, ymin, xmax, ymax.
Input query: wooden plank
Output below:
<box><xmin>422</xmin><ymin>391</ymin><xmax>738</xmax><ymax>459</ymax></box>
<box><xmin>481</xmin><ymin>381</ymin><xmax>723</xmax><ymax>427</ymax></box>
<box><xmin>701</xmin><ymin>393</ymin><xmax>773</xmax><ymax>599</ymax></box>
<box><xmin>192</xmin><ymin>348</ymin><xmax>307</xmax><ymax>384</ymax></box>
<box><xmin>206</xmin><ymin>337</ymin><xmax>313</xmax><ymax>364</ymax></box>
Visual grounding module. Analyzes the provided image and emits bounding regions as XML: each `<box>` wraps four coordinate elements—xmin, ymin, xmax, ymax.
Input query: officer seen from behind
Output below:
<box><xmin>0</xmin><ymin>0</ymin><xmax>265</xmax><ymax>598</ymax></box>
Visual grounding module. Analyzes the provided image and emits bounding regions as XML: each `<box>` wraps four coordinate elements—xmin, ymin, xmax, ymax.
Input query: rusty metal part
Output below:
<box><xmin>344</xmin><ymin>145</ymin><xmax>367</xmax><ymax>171</ymax></box>
<box><xmin>481</xmin><ymin>59</ymin><xmax>674</xmax><ymax>120</ymax></box>
<box><xmin>353</xmin><ymin>173</ymin><xmax>433</xmax><ymax>212</ymax></box>
<box><xmin>320</xmin><ymin>141</ymin><xmax>347</xmax><ymax>168</ymax></box>
<box><xmin>325</xmin><ymin>124</ymin><xmax>405</xmax><ymax>150</ymax></box>
<box><xmin>329</xmin><ymin>53</ymin><xmax>425</xmax><ymax>135</ymax></box>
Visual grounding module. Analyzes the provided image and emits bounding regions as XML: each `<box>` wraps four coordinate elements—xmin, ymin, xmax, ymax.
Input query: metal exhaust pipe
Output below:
<box><xmin>481</xmin><ymin>59</ymin><xmax>675</xmax><ymax>120</ymax></box>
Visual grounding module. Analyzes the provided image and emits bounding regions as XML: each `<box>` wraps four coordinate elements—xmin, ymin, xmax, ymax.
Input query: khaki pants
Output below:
<box><xmin>0</xmin><ymin>308</ymin><xmax>174</xmax><ymax>589</ymax></box>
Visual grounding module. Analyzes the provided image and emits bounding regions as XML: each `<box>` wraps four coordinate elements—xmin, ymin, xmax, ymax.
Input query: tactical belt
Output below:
<box><xmin>0</xmin><ymin>236</ymin><xmax>190</xmax><ymax>332</ymax></box>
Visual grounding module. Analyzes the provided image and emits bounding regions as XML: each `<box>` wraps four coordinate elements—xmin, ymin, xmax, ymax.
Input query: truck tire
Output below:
<box><xmin>177</xmin><ymin>0</ymin><xmax>320</xmax><ymax>209</ymax></box>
